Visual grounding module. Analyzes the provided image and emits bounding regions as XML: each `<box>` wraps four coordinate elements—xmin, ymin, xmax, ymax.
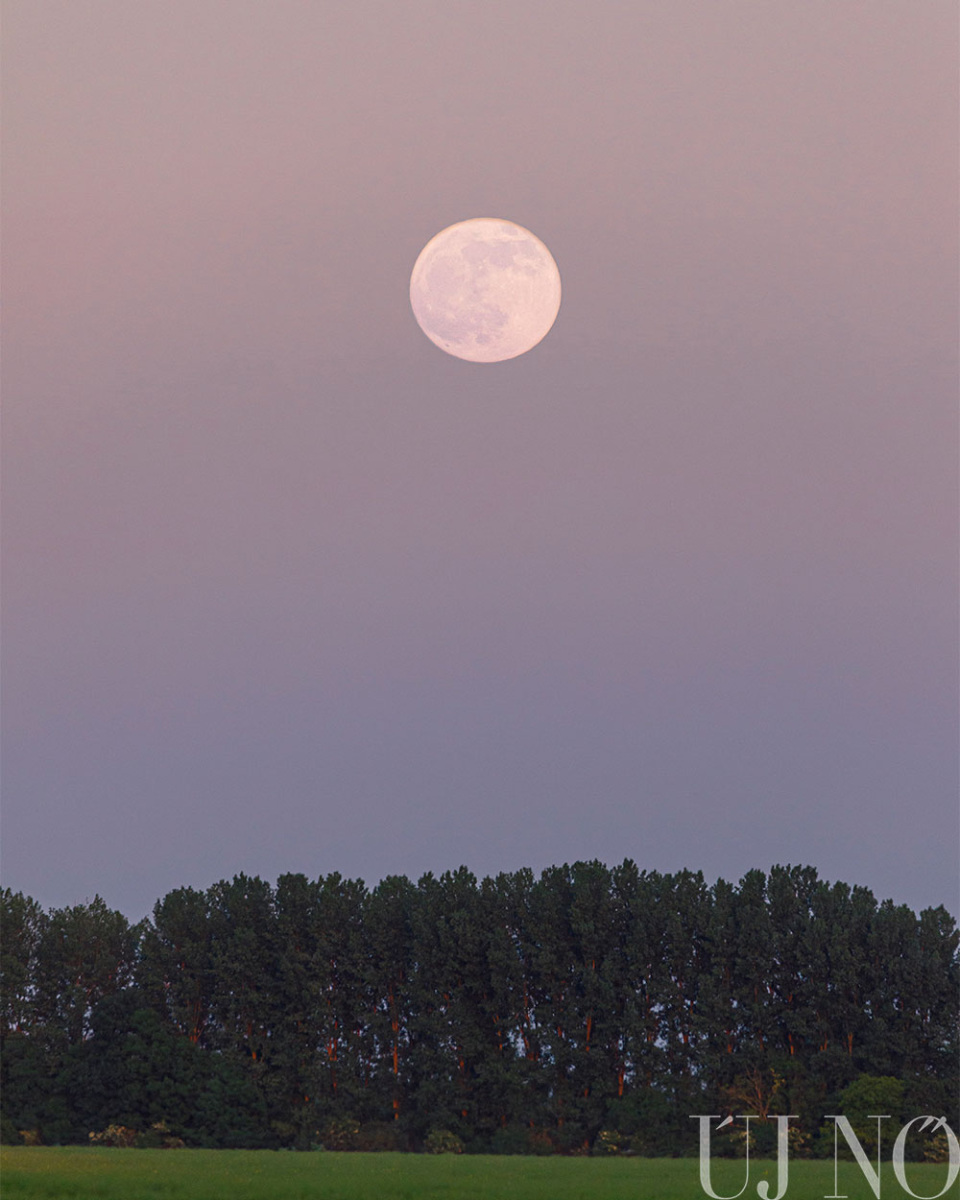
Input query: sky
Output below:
<box><xmin>3</xmin><ymin>0</ymin><xmax>957</xmax><ymax>924</ymax></box>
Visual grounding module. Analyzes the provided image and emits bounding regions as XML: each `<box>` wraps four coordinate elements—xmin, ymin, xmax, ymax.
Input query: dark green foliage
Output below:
<box><xmin>1</xmin><ymin>867</ymin><xmax>957</xmax><ymax>1152</ymax></box>
<box><xmin>354</xmin><ymin>1120</ymin><xmax>406</xmax><ymax>1151</ymax></box>
<box><xmin>424</xmin><ymin>1128</ymin><xmax>464</xmax><ymax>1153</ymax></box>
<box><xmin>0</xmin><ymin>1034</ymin><xmax>56</xmax><ymax>1139</ymax></box>
<box><xmin>836</xmin><ymin>1075</ymin><xmax>905</xmax><ymax>1153</ymax></box>
<box><xmin>1</xmin><ymin>891</ymin><xmax>144</xmax><ymax>1146</ymax></box>
<box><xmin>60</xmin><ymin>988</ymin><xmax>275</xmax><ymax>1148</ymax></box>
<box><xmin>137</xmin><ymin>887</ymin><xmax>216</xmax><ymax>1046</ymax></box>
<box><xmin>1</xmin><ymin>891</ymin><xmax>46</xmax><ymax>1041</ymax></box>
<box><xmin>32</xmin><ymin>897</ymin><xmax>141</xmax><ymax>1048</ymax></box>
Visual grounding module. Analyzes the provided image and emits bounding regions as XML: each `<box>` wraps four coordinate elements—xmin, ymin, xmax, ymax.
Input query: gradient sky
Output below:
<box><xmin>3</xmin><ymin>0</ymin><xmax>957</xmax><ymax>923</ymax></box>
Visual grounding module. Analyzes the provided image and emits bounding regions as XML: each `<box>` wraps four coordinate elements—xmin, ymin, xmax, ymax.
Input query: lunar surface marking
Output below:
<box><xmin>410</xmin><ymin>218</ymin><xmax>561</xmax><ymax>362</ymax></box>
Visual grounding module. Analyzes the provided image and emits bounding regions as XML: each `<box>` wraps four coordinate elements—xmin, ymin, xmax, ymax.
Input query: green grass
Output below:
<box><xmin>1</xmin><ymin>1148</ymin><xmax>955</xmax><ymax>1200</ymax></box>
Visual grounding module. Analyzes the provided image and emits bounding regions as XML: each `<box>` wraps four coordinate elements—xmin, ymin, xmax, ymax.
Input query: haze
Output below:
<box><xmin>2</xmin><ymin>0</ymin><xmax>957</xmax><ymax>920</ymax></box>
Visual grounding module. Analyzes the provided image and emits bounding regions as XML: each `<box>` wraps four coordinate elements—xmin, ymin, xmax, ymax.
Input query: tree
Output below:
<box><xmin>207</xmin><ymin>874</ymin><xmax>279</xmax><ymax>1067</ymax></box>
<box><xmin>32</xmin><ymin>897</ymin><xmax>140</xmax><ymax>1048</ymax></box>
<box><xmin>406</xmin><ymin>868</ymin><xmax>491</xmax><ymax>1143</ymax></box>
<box><xmin>307</xmin><ymin>873</ymin><xmax>371</xmax><ymax>1124</ymax></box>
<box><xmin>271</xmin><ymin>872</ymin><xmax>323</xmax><ymax>1144</ymax></box>
<box><xmin>2</xmin><ymin>863</ymin><xmax>956</xmax><ymax>1152</ymax></box>
<box><xmin>138</xmin><ymin>887</ymin><xmax>216</xmax><ymax>1047</ymax></box>
<box><xmin>835</xmin><ymin>1075</ymin><xmax>905</xmax><ymax>1156</ymax></box>
<box><xmin>1</xmin><ymin>890</ymin><xmax>47</xmax><ymax>1039</ymax></box>
<box><xmin>365</xmin><ymin>875</ymin><xmax>416</xmax><ymax>1126</ymax></box>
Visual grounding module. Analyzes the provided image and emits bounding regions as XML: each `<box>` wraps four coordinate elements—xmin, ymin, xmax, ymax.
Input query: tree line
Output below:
<box><xmin>1</xmin><ymin>862</ymin><xmax>957</xmax><ymax>1153</ymax></box>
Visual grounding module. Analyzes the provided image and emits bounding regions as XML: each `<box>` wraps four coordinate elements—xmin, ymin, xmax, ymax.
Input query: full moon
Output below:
<box><xmin>409</xmin><ymin>218</ymin><xmax>561</xmax><ymax>363</ymax></box>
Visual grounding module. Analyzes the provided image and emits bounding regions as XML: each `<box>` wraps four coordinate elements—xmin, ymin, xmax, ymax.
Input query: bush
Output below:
<box><xmin>321</xmin><ymin>1117</ymin><xmax>360</xmax><ymax>1151</ymax></box>
<box><xmin>481</xmin><ymin>1126</ymin><xmax>555</xmax><ymax>1156</ymax></box>
<box><xmin>424</xmin><ymin>1128</ymin><xmax>463</xmax><ymax>1154</ymax></box>
<box><xmin>490</xmin><ymin>1124</ymin><xmax>532</xmax><ymax>1155</ymax></box>
<box><xmin>89</xmin><ymin>1124</ymin><xmax>138</xmax><ymax>1148</ymax></box>
<box><xmin>593</xmin><ymin>1129</ymin><xmax>626</xmax><ymax>1155</ymax></box>
<box><xmin>550</xmin><ymin>1122</ymin><xmax>589</xmax><ymax>1155</ymax></box>
<box><xmin>0</xmin><ymin>1114</ymin><xmax>22</xmax><ymax>1145</ymax></box>
<box><xmin>924</xmin><ymin>1131</ymin><xmax>952</xmax><ymax>1164</ymax></box>
<box><xmin>135</xmin><ymin>1121</ymin><xmax>184</xmax><ymax>1149</ymax></box>
<box><xmin>838</xmin><ymin>1076</ymin><xmax>905</xmax><ymax>1154</ymax></box>
<box><xmin>270</xmin><ymin>1121</ymin><xmax>298</xmax><ymax>1149</ymax></box>
<box><xmin>354</xmin><ymin>1121</ymin><xmax>404</xmax><ymax>1152</ymax></box>
<box><xmin>528</xmin><ymin>1129</ymin><xmax>556</xmax><ymax>1156</ymax></box>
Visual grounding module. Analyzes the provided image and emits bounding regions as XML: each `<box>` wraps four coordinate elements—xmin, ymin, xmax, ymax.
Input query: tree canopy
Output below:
<box><xmin>1</xmin><ymin>863</ymin><xmax>957</xmax><ymax>1153</ymax></box>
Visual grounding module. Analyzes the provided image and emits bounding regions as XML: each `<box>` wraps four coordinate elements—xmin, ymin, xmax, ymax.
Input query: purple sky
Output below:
<box><xmin>3</xmin><ymin>1</ymin><xmax>957</xmax><ymax>922</ymax></box>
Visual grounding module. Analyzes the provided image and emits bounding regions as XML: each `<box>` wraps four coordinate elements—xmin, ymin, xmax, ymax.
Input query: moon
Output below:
<box><xmin>409</xmin><ymin>218</ymin><xmax>561</xmax><ymax>363</ymax></box>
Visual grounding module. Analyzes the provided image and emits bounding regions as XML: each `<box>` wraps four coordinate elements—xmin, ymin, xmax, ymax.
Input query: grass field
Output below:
<box><xmin>1</xmin><ymin>1147</ymin><xmax>955</xmax><ymax>1200</ymax></box>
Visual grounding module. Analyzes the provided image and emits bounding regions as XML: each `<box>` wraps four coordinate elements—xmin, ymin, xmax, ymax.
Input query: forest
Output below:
<box><xmin>1</xmin><ymin>862</ymin><xmax>957</xmax><ymax>1154</ymax></box>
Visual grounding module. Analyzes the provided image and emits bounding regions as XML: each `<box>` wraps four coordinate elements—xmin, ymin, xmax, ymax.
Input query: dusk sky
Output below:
<box><xmin>3</xmin><ymin>0</ymin><xmax>957</xmax><ymax>923</ymax></box>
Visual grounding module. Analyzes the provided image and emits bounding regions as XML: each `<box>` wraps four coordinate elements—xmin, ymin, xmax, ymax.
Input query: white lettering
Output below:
<box><xmin>891</xmin><ymin>1117</ymin><xmax>960</xmax><ymax>1199</ymax></box>
<box><xmin>690</xmin><ymin>1114</ymin><xmax>753</xmax><ymax>1200</ymax></box>
<box><xmin>756</xmin><ymin>1115</ymin><xmax>798</xmax><ymax>1200</ymax></box>
<box><xmin>823</xmin><ymin>1115</ymin><xmax>889</xmax><ymax>1199</ymax></box>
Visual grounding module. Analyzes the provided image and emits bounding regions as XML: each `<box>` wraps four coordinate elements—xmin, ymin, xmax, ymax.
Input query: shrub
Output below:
<box><xmin>321</xmin><ymin>1117</ymin><xmax>360</xmax><ymax>1151</ymax></box>
<box><xmin>270</xmin><ymin>1121</ymin><xmax>298</xmax><ymax>1149</ymax></box>
<box><xmin>424</xmin><ymin>1128</ymin><xmax>463</xmax><ymax>1154</ymax></box>
<box><xmin>551</xmin><ymin>1122</ymin><xmax>589</xmax><ymax>1155</ymax></box>
<box><xmin>490</xmin><ymin>1124</ymin><xmax>532</xmax><ymax>1155</ymax></box>
<box><xmin>1</xmin><ymin>1115</ymin><xmax>22</xmax><ymax>1146</ymax></box>
<box><xmin>89</xmin><ymin>1125</ymin><xmax>138</xmax><ymax>1148</ymax></box>
<box><xmin>838</xmin><ymin>1076</ymin><xmax>905</xmax><ymax>1154</ymax></box>
<box><xmin>135</xmin><ymin>1121</ymin><xmax>185</xmax><ymax>1149</ymax></box>
<box><xmin>528</xmin><ymin>1129</ymin><xmax>556</xmax><ymax>1156</ymax></box>
<box><xmin>593</xmin><ymin>1129</ymin><xmax>625</xmax><ymax>1155</ymax></box>
<box><xmin>924</xmin><ymin>1131</ymin><xmax>952</xmax><ymax>1164</ymax></box>
<box><xmin>354</xmin><ymin>1121</ymin><xmax>404</xmax><ymax>1152</ymax></box>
